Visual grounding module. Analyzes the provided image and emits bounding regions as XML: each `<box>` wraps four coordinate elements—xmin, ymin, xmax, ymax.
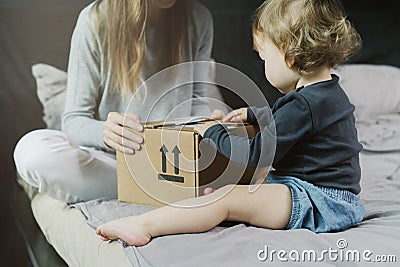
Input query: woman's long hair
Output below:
<box><xmin>91</xmin><ymin>0</ymin><xmax>190</xmax><ymax>98</ymax></box>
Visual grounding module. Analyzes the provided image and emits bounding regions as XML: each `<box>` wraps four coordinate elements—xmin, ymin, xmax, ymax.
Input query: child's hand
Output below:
<box><xmin>211</xmin><ymin>109</ymin><xmax>226</xmax><ymax>120</ymax></box>
<box><xmin>194</xmin><ymin>121</ymin><xmax>219</xmax><ymax>136</ymax></box>
<box><xmin>222</xmin><ymin>108</ymin><xmax>248</xmax><ymax>123</ymax></box>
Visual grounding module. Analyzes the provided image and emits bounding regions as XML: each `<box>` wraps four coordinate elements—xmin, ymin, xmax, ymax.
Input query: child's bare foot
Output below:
<box><xmin>96</xmin><ymin>216</ymin><xmax>151</xmax><ymax>247</ymax></box>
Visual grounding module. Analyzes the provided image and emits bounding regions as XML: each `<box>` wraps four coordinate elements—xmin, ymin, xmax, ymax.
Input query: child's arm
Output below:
<box><xmin>201</xmin><ymin>124</ymin><xmax>274</xmax><ymax>169</ymax></box>
<box><xmin>246</xmin><ymin>106</ymin><xmax>274</xmax><ymax>126</ymax></box>
<box><xmin>222</xmin><ymin>107</ymin><xmax>248</xmax><ymax>123</ymax></box>
<box><xmin>195</xmin><ymin>107</ymin><xmax>276</xmax><ymax>169</ymax></box>
<box><xmin>222</xmin><ymin>106</ymin><xmax>274</xmax><ymax>127</ymax></box>
<box><xmin>197</xmin><ymin>97</ymin><xmax>313</xmax><ymax>169</ymax></box>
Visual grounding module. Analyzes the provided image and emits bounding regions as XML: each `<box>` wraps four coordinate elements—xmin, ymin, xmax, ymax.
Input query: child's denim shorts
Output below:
<box><xmin>267</xmin><ymin>174</ymin><xmax>365</xmax><ymax>233</ymax></box>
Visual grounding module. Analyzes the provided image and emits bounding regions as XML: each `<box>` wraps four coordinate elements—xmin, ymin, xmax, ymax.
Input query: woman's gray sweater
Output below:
<box><xmin>62</xmin><ymin>1</ymin><xmax>214</xmax><ymax>152</ymax></box>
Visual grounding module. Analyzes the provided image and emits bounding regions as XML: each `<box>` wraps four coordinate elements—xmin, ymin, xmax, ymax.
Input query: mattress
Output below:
<box><xmin>30</xmin><ymin>193</ymin><xmax>131</xmax><ymax>267</ymax></box>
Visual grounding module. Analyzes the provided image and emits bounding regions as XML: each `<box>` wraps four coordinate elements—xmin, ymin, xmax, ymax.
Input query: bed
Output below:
<box><xmin>7</xmin><ymin>1</ymin><xmax>400</xmax><ymax>266</ymax></box>
<box><xmin>17</xmin><ymin>62</ymin><xmax>400</xmax><ymax>266</ymax></box>
<box><xmin>19</xmin><ymin>64</ymin><xmax>400</xmax><ymax>266</ymax></box>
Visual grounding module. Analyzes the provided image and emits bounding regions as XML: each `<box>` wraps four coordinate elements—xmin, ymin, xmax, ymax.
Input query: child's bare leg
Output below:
<box><xmin>96</xmin><ymin>183</ymin><xmax>292</xmax><ymax>246</ymax></box>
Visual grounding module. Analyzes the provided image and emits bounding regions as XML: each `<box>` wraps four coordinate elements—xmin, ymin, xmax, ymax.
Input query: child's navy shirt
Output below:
<box><xmin>203</xmin><ymin>75</ymin><xmax>362</xmax><ymax>194</ymax></box>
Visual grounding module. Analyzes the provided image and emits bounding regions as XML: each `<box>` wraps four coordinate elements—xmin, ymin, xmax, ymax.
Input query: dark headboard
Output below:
<box><xmin>1</xmin><ymin>0</ymin><xmax>399</xmax><ymax>183</ymax></box>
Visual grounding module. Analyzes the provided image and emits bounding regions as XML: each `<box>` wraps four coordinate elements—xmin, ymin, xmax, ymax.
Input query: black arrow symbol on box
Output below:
<box><xmin>172</xmin><ymin>145</ymin><xmax>181</xmax><ymax>175</ymax></box>
<box><xmin>160</xmin><ymin>145</ymin><xmax>168</xmax><ymax>173</ymax></box>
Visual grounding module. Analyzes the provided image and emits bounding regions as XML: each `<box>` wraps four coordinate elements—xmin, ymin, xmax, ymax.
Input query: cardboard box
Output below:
<box><xmin>117</xmin><ymin>118</ymin><xmax>259</xmax><ymax>206</ymax></box>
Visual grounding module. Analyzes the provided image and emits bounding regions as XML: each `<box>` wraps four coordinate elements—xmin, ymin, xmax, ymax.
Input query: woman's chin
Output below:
<box><xmin>151</xmin><ymin>0</ymin><xmax>177</xmax><ymax>9</ymax></box>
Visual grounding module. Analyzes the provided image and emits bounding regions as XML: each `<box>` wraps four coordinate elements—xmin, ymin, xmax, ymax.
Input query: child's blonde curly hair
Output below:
<box><xmin>253</xmin><ymin>0</ymin><xmax>362</xmax><ymax>75</ymax></box>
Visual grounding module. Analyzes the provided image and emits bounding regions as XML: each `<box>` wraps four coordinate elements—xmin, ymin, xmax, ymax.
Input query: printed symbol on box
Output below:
<box><xmin>160</xmin><ymin>144</ymin><xmax>168</xmax><ymax>173</ymax></box>
<box><xmin>172</xmin><ymin>145</ymin><xmax>181</xmax><ymax>175</ymax></box>
<box><xmin>159</xmin><ymin>144</ymin><xmax>184</xmax><ymax>183</ymax></box>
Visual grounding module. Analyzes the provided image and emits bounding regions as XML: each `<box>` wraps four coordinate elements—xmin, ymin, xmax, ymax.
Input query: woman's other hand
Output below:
<box><xmin>103</xmin><ymin>112</ymin><xmax>144</xmax><ymax>154</ymax></box>
<box><xmin>222</xmin><ymin>108</ymin><xmax>248</xmax><ymax>123</ymax></box>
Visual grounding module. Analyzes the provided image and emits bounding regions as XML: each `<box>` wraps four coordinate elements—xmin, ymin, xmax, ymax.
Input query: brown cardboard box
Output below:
<box><xmin>117</xmin><ymin>118</ymin><xmax>258</xmax><ymax>206</ymax></box>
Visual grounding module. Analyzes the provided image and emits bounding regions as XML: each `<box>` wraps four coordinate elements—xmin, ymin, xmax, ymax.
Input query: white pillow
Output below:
<box><xmin>32</xmin><ymin>63</ymin><xmax>67</xmax><ymax>130</ymax></box>
<box><xmin>332</xmin><ymin>64</ymin><xmax>400</xmax><ymax>122</ymax></box>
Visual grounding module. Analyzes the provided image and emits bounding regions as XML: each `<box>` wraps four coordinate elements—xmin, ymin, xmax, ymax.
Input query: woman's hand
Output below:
<box><xmin>222</xmin><ymin>107</ymin><xmax>248</xmax><ymax>123</ymax></box>
<box><xmin>103</xmin><ymin>112</ymin><xmax>144</xmax><ymax>154</ymax></box>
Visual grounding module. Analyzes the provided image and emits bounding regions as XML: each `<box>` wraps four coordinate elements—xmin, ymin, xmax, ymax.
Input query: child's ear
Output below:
<box><xmin>285</xmin><ymin>57</ymin><xmax>295</xmax><ymax>68</ymax></box>
<box><xmin>280</xmin><ymin>43</ymin><xmax>294</xmax><ymax>67</ymax></box>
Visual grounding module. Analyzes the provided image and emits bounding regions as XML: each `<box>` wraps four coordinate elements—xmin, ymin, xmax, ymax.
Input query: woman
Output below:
<box><xmin>14</xmin><ymin>0</ymin><xmax>216</xmax><ymax>203</ymax></box>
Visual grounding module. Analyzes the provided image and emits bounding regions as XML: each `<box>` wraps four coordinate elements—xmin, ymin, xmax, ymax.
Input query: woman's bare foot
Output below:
<box><xmin>96</xmin><ymin>216</ymin><xmax>151</xmax><ymax>247</ymax></box>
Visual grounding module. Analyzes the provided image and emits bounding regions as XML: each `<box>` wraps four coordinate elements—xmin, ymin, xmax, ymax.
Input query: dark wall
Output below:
<box><xmin>198</xmin><ymin>0</ymin><xmax>400</xmax><ymax>109</ymax></box>
<box><xmin>0</xmin><ymin>0</ymin><xmax>94</xmax><ymax>191</ymax></box>
<box><xmin>199</xmin><ymin>0</ymin><xmax>281</xmax><ymax>109</ymax></box>
<box><xmin>343</xmin><ymin>1</ymin><xmax>400</xmax><ymax>66</ymax></box>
